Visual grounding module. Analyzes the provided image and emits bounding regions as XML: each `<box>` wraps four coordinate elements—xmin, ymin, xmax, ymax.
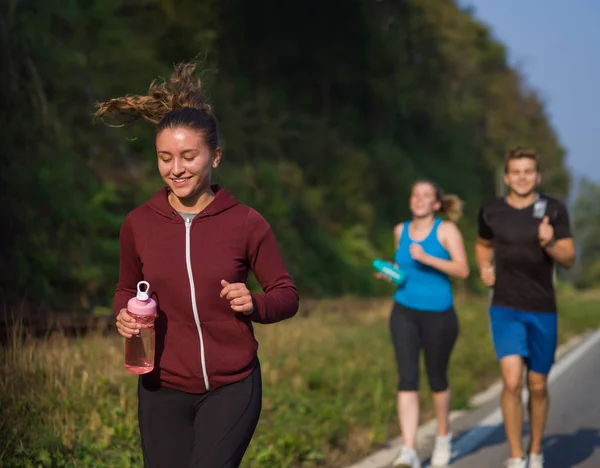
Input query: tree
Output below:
<box><xmin>1</xmin><ymin>0</ymin><xmax>571</xmax><ymax>310</ymax></box>
<box><xmin>572</xmin><ymin>178</ymin><xmax>600</xmax><ymax>288</ymax></box>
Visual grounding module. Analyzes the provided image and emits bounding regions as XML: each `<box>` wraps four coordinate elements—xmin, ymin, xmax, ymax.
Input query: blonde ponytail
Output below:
<box><xmin>440</xmin><ymin>194</ymin><xmax>463</xmax><ymax>222</ymax></box>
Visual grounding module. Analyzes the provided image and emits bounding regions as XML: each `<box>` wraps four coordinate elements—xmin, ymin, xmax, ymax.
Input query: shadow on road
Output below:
<box><xmin>444</xmin><ymin>423</ymin><xmax>519</xmax><ymax>465</ymax></box>
<box><xmin>427</xmin><ymin>425</ymin><xmax>600</xmax><ymax>467</ymax></box>
<box><xmin>543</xmin><ymin>428</ymin><xmax>600</xmax><ymax>468</ymax></box>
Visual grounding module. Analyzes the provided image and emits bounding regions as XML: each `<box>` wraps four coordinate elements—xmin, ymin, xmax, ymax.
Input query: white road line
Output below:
<box><xmin>422</xmin><ymin>328</ymin><xmax>600</xmax><ymax>467</ymax></box>
<box><xmin>348</xmin><ymin>329</ymin><xmax>600</xmax><ymax>468</ymax></box>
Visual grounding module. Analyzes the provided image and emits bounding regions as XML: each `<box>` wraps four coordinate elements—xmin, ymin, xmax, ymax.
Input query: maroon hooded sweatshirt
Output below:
<box><xmin>114</xmin><ymin>185</ymin><xmax>299</xmax><ymax>393</ymax></box>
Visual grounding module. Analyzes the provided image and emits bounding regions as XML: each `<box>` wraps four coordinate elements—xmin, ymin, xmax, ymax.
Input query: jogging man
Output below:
<box><xmin>475</xmin><ymin>147</ymin><xmax>576</xmax><ymax>468</ymax></box>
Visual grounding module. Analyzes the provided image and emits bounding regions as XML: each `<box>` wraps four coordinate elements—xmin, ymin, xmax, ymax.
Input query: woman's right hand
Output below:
<box><xmin>374</xmin><ymin>272</ymin><xmax>392</xmax><ymax>282</ymax></box>
<box><xmin>116</xmin><ymin>309</ymin><xmax>140</xmax><ymax>338</ymax></box>
<box><xmin>374</xmin><ymin>261</ymin><xmax>399</xmax><ymax>282</ymax></box>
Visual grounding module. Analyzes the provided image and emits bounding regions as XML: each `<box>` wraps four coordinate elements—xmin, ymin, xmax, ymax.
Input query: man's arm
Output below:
<box><xmin>476</xmin><ymin>206</ymin><xmax>496</xmax><ymax>286</ymax></box>
<box><xmin>475</xmin><ymin>237</ymin><xmax>494</xmax><ymax>267</ymax></box>
<box><xmin>543</xmin><ymin>238</ymin><xmax>576</xmax><ymax>269</ymax></box>
<box><xmin>540</xmin><ymin>202</ymin><xmax>576</xmax><ymax>269</ymax></box>
<box><xmin>475</xmin><ymin>237</ymin><xmax>496</xmax><ymax>287</ymax></box>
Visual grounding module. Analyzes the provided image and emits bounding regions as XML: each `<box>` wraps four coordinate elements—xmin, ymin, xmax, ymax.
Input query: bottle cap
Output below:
<box><xmin>136</xmin><ymin>281</ymin><xmax>150</xmax><ymax>301</ymax></box>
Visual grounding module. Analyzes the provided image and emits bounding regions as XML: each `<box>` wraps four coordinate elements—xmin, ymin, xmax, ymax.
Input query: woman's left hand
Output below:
<box><xmin>409</xmin><ymin>243</ymin><xmax>430</xmax><ymax>264</ymax></box>
<box><xmin>220</xmin><ymin>280</ymin><xmax>254</xmax><ymax>315</ymax></box>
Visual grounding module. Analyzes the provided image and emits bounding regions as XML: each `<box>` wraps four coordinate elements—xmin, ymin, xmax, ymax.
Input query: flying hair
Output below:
<box><xmin>94</xmin><ymin>61</ymin><xmax>212</xmax><ymax>125</ymax></box>
<box><xmin>94</xmin><ymin>60</ymin><xmax>220</xmax><ymax>151</ymax></box>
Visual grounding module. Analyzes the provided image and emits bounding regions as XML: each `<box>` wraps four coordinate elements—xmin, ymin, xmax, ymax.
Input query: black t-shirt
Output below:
<box><xmin>477</xmin><ymin>194</ymin><xmax>572</xmax><ymax>313</ymax></box>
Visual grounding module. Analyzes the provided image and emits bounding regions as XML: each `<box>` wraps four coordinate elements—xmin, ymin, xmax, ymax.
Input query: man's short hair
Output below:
<box><xmin>504</xmin><ymin>147</ymin><xmax>541</xmax><ymax>173</ymax></box>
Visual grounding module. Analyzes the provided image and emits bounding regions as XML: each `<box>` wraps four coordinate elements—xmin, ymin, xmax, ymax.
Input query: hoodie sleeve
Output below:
<box><xmin>113</xmin><ymin>213</ymin><xmax>142</xmax><ymax>316</ymax></box>
<box><xmin>245</xmin><ymin>208</ymin><xmax>299</xmax><ymax>324</ymax></box>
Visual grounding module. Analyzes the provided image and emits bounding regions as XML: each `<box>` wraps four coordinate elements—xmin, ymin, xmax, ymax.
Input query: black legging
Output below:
<box><xmin>138</xmin><ymin>360</ymin><xmax>262</xmax><ymax>468</ymax></box>
<box><xmin>389</xmin><ymin>302</ymin><xmax>459</xmax><ymax>392</ymax></box>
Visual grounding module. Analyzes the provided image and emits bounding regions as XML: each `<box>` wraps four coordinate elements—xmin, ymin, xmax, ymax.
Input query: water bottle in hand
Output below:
<box><xmin>124</xmin><ymin>281</ymin><xmax>157</xmax><ymax>374</ymax></box>
<box><xmin>372</xmin><ymin>259</ymin><xmax>407</xmax><ymax>286</ymax></box>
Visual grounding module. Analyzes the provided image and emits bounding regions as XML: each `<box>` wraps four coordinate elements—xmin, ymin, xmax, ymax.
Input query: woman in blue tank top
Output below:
<box><xmin>376</xmin><ymin>180</ymin><xmax>469</xmax><ymax>468</ymax></box>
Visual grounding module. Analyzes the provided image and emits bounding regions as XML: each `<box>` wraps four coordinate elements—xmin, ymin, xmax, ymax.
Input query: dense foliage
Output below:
<box><xmin>2</xmin><ymin>0</ymin><xmax>569</xmax><ymax>311</ymax></box>
<box><xmin>571</xmin><ymin>178</ymin><xmax>600</xmax><ymax>288</ymax></box>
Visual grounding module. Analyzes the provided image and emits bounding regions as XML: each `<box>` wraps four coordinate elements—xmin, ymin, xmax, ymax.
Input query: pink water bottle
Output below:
<box><xmin>124</xmin><ymin>281</ymin><xmax>157</xmax><ymax>374</ymax></box>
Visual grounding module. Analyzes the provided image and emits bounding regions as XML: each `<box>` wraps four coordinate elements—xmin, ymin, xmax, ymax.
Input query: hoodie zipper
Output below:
<box><xmin>184</xmin><ymin>216</ymin><xmax>210</xmax><ymax>390</ymax></box>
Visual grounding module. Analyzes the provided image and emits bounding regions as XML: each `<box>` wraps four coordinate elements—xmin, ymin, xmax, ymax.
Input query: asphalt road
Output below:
<box><xmin>422</xmin><ymin>329</ymin><xmax>600</xmax><ymax>468</ymax></box>
<box><xmin>348</xmin><ymin>330</ymin><xmax>600</xmax><ymax>468</ymax></box>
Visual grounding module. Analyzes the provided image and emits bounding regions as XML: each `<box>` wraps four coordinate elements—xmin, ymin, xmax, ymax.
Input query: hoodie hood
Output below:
<box><xmin>146</xmin><ymin>184</ymin><xmax>241</xmax><ymax>221</ymax></box>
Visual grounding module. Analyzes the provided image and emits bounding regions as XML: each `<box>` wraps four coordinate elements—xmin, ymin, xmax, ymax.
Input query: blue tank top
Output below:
<box><xmin>394</xmin><ymin>218</ymin><xmax>453</xmax><ymax>312</ymax></box>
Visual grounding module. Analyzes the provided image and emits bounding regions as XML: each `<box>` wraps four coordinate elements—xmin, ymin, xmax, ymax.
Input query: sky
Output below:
<box><xmin>456</xmin><ymin>0</ymin><xmax>600</xmax><ymax>195</ymax></box>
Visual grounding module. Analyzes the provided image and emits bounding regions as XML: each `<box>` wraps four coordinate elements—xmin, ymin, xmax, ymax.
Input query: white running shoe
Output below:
<box><xmin>393</xmin><ymin>446</ymin><xmax>422</xmax><ymax>468</ymax></box>
<box><xmin>430</xmin><ymin>432</ymin><xmax>452</xmax><ymax>466</ymax></box>
<box><xmin>503</xmin><ymin>458</ymin><xmax>526</xmax><ymax>468</ymax></box>
<box><xmin>528</xmin><ymin>453</ymin><xmax>544</xmax><ymax>468</ymax></box>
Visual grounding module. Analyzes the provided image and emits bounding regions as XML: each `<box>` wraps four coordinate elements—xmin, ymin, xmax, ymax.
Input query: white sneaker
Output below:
<box><xmin>503</xmin><ymin>458</ymin><xmax>526</xmax><ymax>468</ymax></box>
<box><xmin>430</xmin><ymin>432</ymin><xmax>452</xmax><ymax>466</ymax></box>
<box><xmin>528</xmin><ymin>453</ymin><xmax>544</xmax><ymax>468</ymax></box>
<box><xmin>393</xmin><ymin>446</ymin><xmax>422</xmax><ymax>468</ymax></box>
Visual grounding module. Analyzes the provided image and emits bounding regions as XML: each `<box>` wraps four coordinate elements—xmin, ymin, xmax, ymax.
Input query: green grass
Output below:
<box><xmin>1</xmin><ymin>292</ymin><xmax>598</xmax><ymax>467</ymax></box>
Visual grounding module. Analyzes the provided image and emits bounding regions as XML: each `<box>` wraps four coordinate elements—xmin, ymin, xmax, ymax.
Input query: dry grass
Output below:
<box><xmin>0</xmin><ymin>325</ymin><xmax>140</xmax><ymax>467</ymax></box>
<box><xmin>1</xmin><ymin>292</ymin><xmax>598</xmax><ymax>467</ymax></box>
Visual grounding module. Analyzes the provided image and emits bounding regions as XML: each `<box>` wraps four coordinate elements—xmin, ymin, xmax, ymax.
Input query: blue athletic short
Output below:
<box><xmin>488</xmin><ymin>306</ymin><xmax>558</xmax><ymax>375</ymax></box>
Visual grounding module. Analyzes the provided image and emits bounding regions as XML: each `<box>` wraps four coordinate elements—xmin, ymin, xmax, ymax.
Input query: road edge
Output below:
<box><xmin>345</xmin><ymin>330</ymin><xmax>595</xmax><ymax>468</ymax></box>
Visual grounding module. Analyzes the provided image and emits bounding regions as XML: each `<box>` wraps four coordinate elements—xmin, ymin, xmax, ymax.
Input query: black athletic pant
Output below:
<box><xmin>389</xmin><ymin>302</ymin><xmax>459</xmax><ymax>392</ymax></box>
<box><xmin>138</xmin><ymin>361</ymin><xmax>262</xmax><ymax>468</ymax></box>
